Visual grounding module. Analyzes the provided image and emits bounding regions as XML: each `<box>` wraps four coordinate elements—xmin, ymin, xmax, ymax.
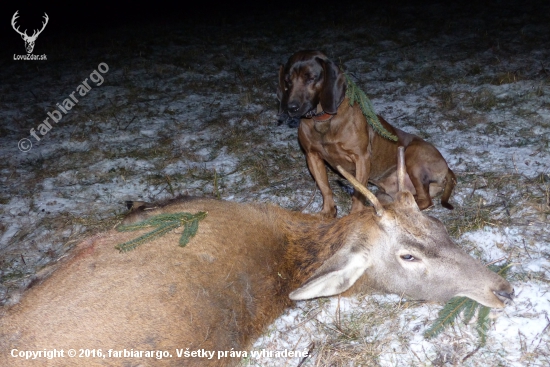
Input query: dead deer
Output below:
<box><xmin>0</xmin><ymin>148</ymin><xmax>512</xmax><ymax>366</ymax></box>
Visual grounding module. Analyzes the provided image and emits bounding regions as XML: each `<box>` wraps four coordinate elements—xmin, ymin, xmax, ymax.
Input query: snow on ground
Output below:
<box><xmin>1</xmin><ymin>0</ymin><xmax>549</xmax><ymax>365</ymax></box>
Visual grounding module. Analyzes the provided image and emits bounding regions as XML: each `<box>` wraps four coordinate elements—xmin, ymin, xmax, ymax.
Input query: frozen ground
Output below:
<box><xmin>1</xmin><ymin>0</ymin><xmax>549</xmax><ymax>365</ymax></box>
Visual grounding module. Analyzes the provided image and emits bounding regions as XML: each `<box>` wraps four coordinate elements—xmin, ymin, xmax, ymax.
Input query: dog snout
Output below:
<box><xmin>287</xmin><ymin>102</ymin><xmax>300</xmax><ymax>114</ymax></box>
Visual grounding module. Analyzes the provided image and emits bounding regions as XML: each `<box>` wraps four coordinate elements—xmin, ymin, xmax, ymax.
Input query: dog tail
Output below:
<box><xmin>440</xmin><ymin>169</ymin><xmax>456</xmax><ymax>210</ymax></box>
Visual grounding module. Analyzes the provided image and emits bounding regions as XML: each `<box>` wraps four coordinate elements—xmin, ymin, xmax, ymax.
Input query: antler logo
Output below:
<box><xmin>11</xmin><ymin>11</ymin><xmax>49</xmax><ymax>54</ymax></box>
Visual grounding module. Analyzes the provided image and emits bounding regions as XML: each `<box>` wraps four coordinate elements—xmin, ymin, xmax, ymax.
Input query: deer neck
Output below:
<box><xmin>276</xmin><ymin>210</ymin><xmax>375</xmax><ymax>292</ymax></box>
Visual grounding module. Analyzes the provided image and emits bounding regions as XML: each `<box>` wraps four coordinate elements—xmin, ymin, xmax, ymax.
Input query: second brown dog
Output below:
<box><xmin>277</xmin><ymin>50</ymin><xmax>456</xmax><ymax>217</ymax></box>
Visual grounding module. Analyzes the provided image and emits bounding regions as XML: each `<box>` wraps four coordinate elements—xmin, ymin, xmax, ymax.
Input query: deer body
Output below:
<box><xmin>2</xmin><ymin>199</ymin><xmax>294</xmax><ymax>366</ymax></box>
<box><xmin>1</xmin><ymin>196</ymin><xmax>512</xmax><ymax>367</ymax></box>
<box><xmin>0</xmin><ymin>153</ymin><xmax>513</xmax><ymax>366</ymax></box>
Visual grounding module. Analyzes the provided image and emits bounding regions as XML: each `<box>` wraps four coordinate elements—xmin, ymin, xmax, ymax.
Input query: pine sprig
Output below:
<box><xmin>476</xmin><ymin>305</ymin><xmax>491</xmax><ymax>346</ymax></box>
<box><xmin>424</xmin><ymin>262</ymin><xmax>512</xmax><ymax>346</ymax></box>
<box><xmin>180</xmin><ymin>216</ymin><xmax>200</xmax><ymax>247</ymax></box>
<box><xmin>344</xmin><ymin>74</ymin><xmax>398</xmax><ymax>141</ymax></box>
<box><xmin>462</xmin><ymin>297</ymin><xmax>478</xmax><ymax>325</ymax></box>
<box><xmin>115</xmin><ymin>211</ymin><xmax>207</xmax><ymax>252</ymax></box>
<box><xmin>424</xmin><ymin>297</ymin><xmax>472</xmax><ymax>339</ymax></box>
<box><xmin>115</xmin><ymin>221</ymin><xmax>181</xmax><ymax>252</ymax></box>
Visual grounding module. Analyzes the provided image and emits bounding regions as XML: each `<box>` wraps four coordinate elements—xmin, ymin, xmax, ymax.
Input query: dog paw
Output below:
<box><xmin>286</xmin><ymin>117</ymin><xmax>301</xmax><ymax>128</ymax></box>
<box><xmin>416</xmin><ymin>198</ymin><xmax>434</xmax><ymax>211</ymax></box>
<box><xmin>317</xmin><ymin>208</ymin><xmax>337</xmax><ymax>218</ymax></box>
<box><xmin>277</xmin><ymin>114</ymin><xmax>301</xmax><ymax>128</ymax></box>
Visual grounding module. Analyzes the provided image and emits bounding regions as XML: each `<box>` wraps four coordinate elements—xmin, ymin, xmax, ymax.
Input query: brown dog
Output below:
<box><xmin>277</xmin><ymin>50</ymin><xmax>456</xmax><ymax>217</ymax></box>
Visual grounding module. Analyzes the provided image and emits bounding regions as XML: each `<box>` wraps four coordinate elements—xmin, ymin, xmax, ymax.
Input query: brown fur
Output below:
<box><xmin>278</xmin><ymin>50</ymin><xmax>456</xmax><ymax>216</ymax></box>
<box><xmin>0</xmin><ymin>190</ymin><xmax>513</xmax><ymax>366</ymax></box>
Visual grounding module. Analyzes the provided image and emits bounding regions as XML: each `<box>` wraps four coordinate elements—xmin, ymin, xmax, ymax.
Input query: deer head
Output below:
<box><xmin>11</xmin><ymin>11</ymin><xmax>49</xmax><ymax>54</ymax></box>
<box><xmin>289</xmin><ymin>147</ymin><xmax>513</xmax><ymax>308</ymax></box>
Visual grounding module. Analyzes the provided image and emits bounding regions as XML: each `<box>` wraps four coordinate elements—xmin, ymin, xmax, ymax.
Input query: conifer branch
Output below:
<box><xmin>424</xmin><ymin>297</ymin><xmax>470</xmax><ymax>339</ymax></box>
<box><xmin>116</xmin><ymin>221</ymin><xmax>180</xmax><ymax>252</ymax></box>
<box><xmin>344</xmin><ymin>74</ymin><xmax>398</xmax><ymax>141</ymax></box>
<box><xmin>476</xmin><ymin>306</ymin><xmax>491</xmax><ymax>346</ymax></box>
<box><xmin>462</xmin><ymin>298</ymin><xmax>478</xmax><ymax>325</ymax></box>
<box><xmin>115</xmin><ymin>211</ymin><xmax>207</xmax><ymax>252</ymax></box>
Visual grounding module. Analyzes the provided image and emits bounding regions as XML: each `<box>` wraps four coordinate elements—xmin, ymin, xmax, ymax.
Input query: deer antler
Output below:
<box><xmin>31</xmin><ymin>13</ymin><xmax>49</xmax><ymax>39</ymax></box>
<box><xmin>336</xmin><ymin>165</ymin><xmax>385</xmax><ymax>216</ymax></box>
<box><xmin>11</xmin><ymin>11</ymin><xmax>49</xmax><ymax>40</ymax></box>
<box><xmin>397</xmin><ymin>146</ymin><xmax>405</xmax><ymax>192</ymax></box>
<box><xmin>11</xmin><ymin>11</ymin><xmax>27</xmax><ymax>38</ymax></box>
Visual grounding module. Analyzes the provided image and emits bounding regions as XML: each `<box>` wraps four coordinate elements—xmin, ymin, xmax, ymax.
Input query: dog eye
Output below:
<box><xmin>400</xmin><ymin>254</ymin><xmax>416</xmax><ymax>261</ymax></box>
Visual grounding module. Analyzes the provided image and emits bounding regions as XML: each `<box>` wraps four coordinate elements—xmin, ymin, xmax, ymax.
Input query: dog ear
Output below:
<box><xmin>276</xmin><ymin>64</ymin><xmax>285</xmax><ymax>102</ymax></box>
<box><xmin>317</xmin><ymin>57</ymin><xmax>346</xmax><ymax>114</ymax></box>
<box><xmin>276</xmin><ymin>64</ymin><xmax>290</xmax><ymax>115</ymax></box>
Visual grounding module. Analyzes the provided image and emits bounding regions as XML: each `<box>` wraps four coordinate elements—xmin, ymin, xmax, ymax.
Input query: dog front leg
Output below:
<box><xmin>350</xmin><ymin>156</ymin><xmax>371</xmax><ymax>213</ymax></box>
<box><xmin>306</xmin><ymin>152</ymin><xmax>337</xmax><ymax>217</ymax></box>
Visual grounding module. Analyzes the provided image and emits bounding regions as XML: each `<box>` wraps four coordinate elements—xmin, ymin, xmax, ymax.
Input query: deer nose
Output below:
<box><xmin>494</xmin><ymin>289</ymin><xmax>515</xmax><ymax>305</ymax></box>
<box><xmin>495</xmin><ymin>289</ymin><xmax>514</xmax><ymax>301</ymax></box>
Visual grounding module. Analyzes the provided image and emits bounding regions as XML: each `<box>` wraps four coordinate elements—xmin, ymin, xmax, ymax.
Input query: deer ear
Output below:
<box><xmin>316</xmin><ymin>57</ymin><xmax>346</xmax><ymax>114</ymax></box>
<box><xmin>396</xmin><ymin>191</ymin><xmax>418</xmax><ymax>207</ymax></box>
<box><xmin>289</xmin><ymin>246</ymin><xmax>369</xmax><ymax>300</ymax></box>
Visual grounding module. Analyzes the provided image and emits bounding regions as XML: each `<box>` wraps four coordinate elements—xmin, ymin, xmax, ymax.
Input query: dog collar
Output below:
<box><xmin>312</xmin><ymin>112</ymin><xmax>334</xmax><ymax>122</ymax></box>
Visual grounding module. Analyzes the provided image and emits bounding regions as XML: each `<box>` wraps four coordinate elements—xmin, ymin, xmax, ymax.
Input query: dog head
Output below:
<box><xmin>277</xmin><ymin>50</ymin><xmax>346</xmax><ymax>118</ymax></box>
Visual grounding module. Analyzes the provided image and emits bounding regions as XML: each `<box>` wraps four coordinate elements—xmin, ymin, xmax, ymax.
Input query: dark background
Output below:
<box><xmin>3</xmin><ymin>0</ymin><xmax>515</xmax><ymax>56</ymax></box>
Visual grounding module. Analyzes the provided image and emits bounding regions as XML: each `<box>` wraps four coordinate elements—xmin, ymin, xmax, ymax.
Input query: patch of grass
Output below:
<box><xmin>478</xmin><ymin>120</ymin><xmax>505</xmax><ymax>136</ymax></box>
<box><xmin>439</xmin><ymin>171</ymin><xmax>549</xmax><ymax>239</ymax></box>
<box><xmin>467</xmin><ymin>64</ymin><xmax>483</xmax><ymax>76</ymax></box>
<box><xmin>469</xmin><ymin>88</ymin><xmax>497</xmax><ymax>111</ymax></box>
<box><xmin>0</xmin><ymin>270</ymin><xmax>25</xmax><ymax>283</ymax></box>
<box><xmin>438</xmin><ymin>90</ymin><xmax>457</xmax><ymax>110</ymax></box>
<box><xmin>0</xmin><ymin>196</ymin><xmax>10</xmax><ymax>205</ymax></box>
<box><xmin>237</xmin><ymin>155</ymin><xmax>270</xmax><ymax>186</ymax></box>
<box><xmin>311</xmin><ymin>298</ymin><xmax>408</xmax><ymax>366</ymax></box>
<box><xmin>120</xmin><ymin>141</ymin><xmax>175</xmax><ymax>162</ymax></box>
<box><xmin>445</xmin><ymin>196</ymin><xmax>495</xmax><ymax>237</ymax></box>
<box><xmin>184</xmin><ymin>167</ymin><xmax>217</xmax><ymax>182</ymax></box>
<box><xmin>448</xmin><ymin>146</ymin><xmax>468</xmax><ymax>155</ymax></box>
<box><xmin>491</xmin><ymin>71</ymin><xmax>522</xmax><ymax>85</ymax></box>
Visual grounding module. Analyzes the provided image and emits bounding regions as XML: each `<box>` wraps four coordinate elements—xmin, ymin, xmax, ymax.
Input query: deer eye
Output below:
<box><xmin>400</xmin><ymin>254</ymin><xmax>416</xmax><ymax>261</ymax></box>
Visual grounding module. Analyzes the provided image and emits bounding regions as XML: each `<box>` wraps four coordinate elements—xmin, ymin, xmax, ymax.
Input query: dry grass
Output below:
<box><xmin>311</xmin><ymin>298</ymin><xmax>406</xmax><ymax>366</ymax></box>
<box><xmin>436</xmin><ymin>171</ymin><xmax>549</xmax><ymax>239</ymax></box>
